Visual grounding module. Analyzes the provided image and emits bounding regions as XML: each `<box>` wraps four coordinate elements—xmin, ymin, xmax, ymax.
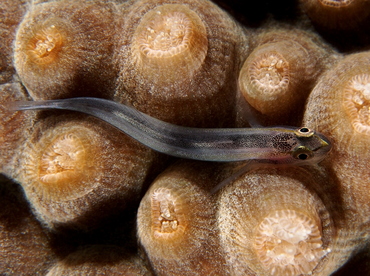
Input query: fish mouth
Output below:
<box><xmin>308</xmin><ymin>132</ymin><xmax>332</xmax><ymax>164</ymax></box>
<box><xmin>316</xmin><ymin>132</ymin><xmax>332</xmax><ymax>153</ymax></box>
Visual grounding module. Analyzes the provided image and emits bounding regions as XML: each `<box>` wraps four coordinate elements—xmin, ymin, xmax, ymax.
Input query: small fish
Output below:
<box><xmin>9</xmin><ymin>97</ymin><xmax>331</xmax><ymax>164</ymax></box>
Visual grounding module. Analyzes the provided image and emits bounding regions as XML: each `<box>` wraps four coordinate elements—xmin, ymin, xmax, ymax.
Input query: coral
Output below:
<box><xmin>137</xmin><ymin>161</ymin><xmax>229</xmax><ymax>275</ymax></box>
<box><xmin>300</xmin><ymin>0</ymin><xmax>370</xmax><ymax>30</ymax></box>
<box><xmin>0</xmin><ymin>175</ymin><xmax>55</xmax><ymax>275</ymax></box>
<box><xmin>0</xmin><ymin>0</ymin><xmax>370</xmax><ymax>275</ymax></box>
<box><xmin>16</xmin><ymin>113</ymin><xmax>159</xmax><ymax>229</ymax></box>
<box><xmin>238</xmin><ymin>28</ymin><xmax>335</xmax><ymax>125</ymax></box>
<box><xmin>303</xmin><ymin>52</ymin><xmax>370</xmax><ymax>265</ymax></box>
<box><xmin>130</xmin><ymin>3</ymin><xmax>208</xmax><ymax>84</ymax></box>
<box><xmin>14</xmin><ymin>0</ymin><xmax>118</xmax><ymax>99</ymax></box>
<box><xmin>114</xmin><ymin>0</ymin><xmax>248</xmax><ymax>127</ymax></box>
<box><xmin>0</xmin><ymin>0</ymin><xmax>28</xmax><ymax>84</ymax></box>
<box><xmin>218</xmin><ymin>166</ymin><xmax>338</xmax><ymax>276</ymax></box>
<box><xmin>0</xmin><ymin>82</ymin><xmax>34</xmax><ymax>175</ymax></box>
<box><xmin>46</xmin><ymin>245</ymin><xmax>153</xmax><ymax>275</ymax></box>
<box><xmin>303</xmin><ymin>52</ymin><xmax>370</xmax><ymax>219</ymax></box>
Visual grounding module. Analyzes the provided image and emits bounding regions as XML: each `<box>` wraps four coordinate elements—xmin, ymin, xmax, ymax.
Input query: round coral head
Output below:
<box><xmin>131</xmin><ymin>4</ymin><xmax>208</xmax><ymax>84</ymax></box>
<box><xmin>254</xmin><ymin>209</ymin><xmax>329</xmax><ymax>276</ymax></box>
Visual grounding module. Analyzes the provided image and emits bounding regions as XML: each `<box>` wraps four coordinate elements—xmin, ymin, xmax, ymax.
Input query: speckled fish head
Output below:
<box><xmin>268</xmin><ymin>127</ymin><xmax>332</xmax><ymax>165</ymax></box>
<box><xmin>291</xmin><ymin>127</ymin><xmax>332</xmax><ymax>164</ymax></box>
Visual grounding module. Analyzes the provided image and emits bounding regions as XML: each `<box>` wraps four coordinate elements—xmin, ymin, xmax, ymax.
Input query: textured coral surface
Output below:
<box><xmin>1</xmin><ymin>0</ymin><xmax>370</xmax><ymax>275</ymax></box>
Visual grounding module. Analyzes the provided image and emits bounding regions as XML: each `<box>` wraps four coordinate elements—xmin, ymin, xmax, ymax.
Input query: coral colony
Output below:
<box><xmin>1</xmin><ymin>0</ymin><xmax>370</xmax><ymax>275</ymax></box>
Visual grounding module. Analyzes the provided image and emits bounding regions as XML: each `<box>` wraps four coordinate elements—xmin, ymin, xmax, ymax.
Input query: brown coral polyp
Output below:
<box><xmin>132</xmin><ymin>4</ymin><xmax>208</xmax><ymax>84</ymax></box>
<box><xmin>245</xmin><ymin>50</ymin><xmax>290</xmax><ymax>97</ymax></box>
<box><xmin>238</xmin><ymin>29</ymin><xmax>329</xmax><ymax>124</ymax></box>
<box><xmin>27</xmin><ymin>23</ymin><xmax>64</xmax><ymax>65</ymax></box>
<box><xmin>137</xmin><ymin>162</ymin><xmax>228</xmax><ymax>275</ymax></box>
<box><xmin>14</xmin><ymin>0</ymin><xmax>117</xmax><ymax>99</ymax></box>
<box><xmin>38</xmin><ymin>134</ymin><xmax>87</xmax><ymax>186</ymax></box>
<box><xmin>254</xmin><ymin>209</ymin><xmax>328</xmax><ymax>276</ymax></box>
<box><xmin>238</xmin><ymin>41</ymin><xmax>297</xmax><ymax>117</ymax></box>
<box><xmin>303</xmin><ymin>51</ymin><xmax>370</xmax><ymax>226</ymax></box>
<box><xmin>15</xmin><ymin>113</ymin><xmax>159</xmax><ymax>229</ymax></box>
<box><xmin>23</xmin><ymin>124</ymin><xmax>100</xmax><ymax>202</ymax></box>
<box><xmin>343</xmin><ymin>74</ymin><xmax>370</xmax><ymax>135</ymax></box>
<box><xmin>217</xmin><ymin>167</ymin><xmax>334</xmax><ymax>276</ymax></box>
<box><xmin>151</xmin><ymin>187</ymin><xmax>188</xmax><ymax>240</ymax></box>
<box><xmin>115</xmin><ymin>0</ymin><xmax>245</xmax><ymax>127</ymax></box>
<box><xmin>138</xmin><ymin>179</ymin><xmax>197</xmax><ymax>260</ymax></box>
<box><xmin>301</xmin><ymin>0</ymin><xmax>370</xmax><ymax>29</ymax></box>
<box><xmin>304</xmin><ymin>51</ymin><xmax>370</xmax><ymax>154</ymax></box>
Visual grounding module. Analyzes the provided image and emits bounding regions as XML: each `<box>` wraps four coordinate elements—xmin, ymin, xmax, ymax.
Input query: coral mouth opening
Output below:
<box><xmin>132</xmin><ymin>4</ymin><xmax>208</xmax><ymax>82</ymax></box>
<box><xmin>254</xmin><ymin>209</ymin><xmax>329</xmax><ymax>276</ymax></box>
<box><xmin>22</xmin><ymin>128</ymin><xmax>98</xmax><ymax>202</ymax></box>
<box><xmin>39</xmin><ymin>133</ymin><xmax>86</xmax><ymax>184</ymax></box>
<box><xmin>343</xmin><ymin>74</ymin><xmax>370</xmax><ymax>135</ymax></box>
<box><xmin>139</xmin><ymin>12</ymin><xmax>192</xmax><ymax>59</ymax></box>
<box><xmin>151</xmin><ymin>188</ymin><xmax>186</xmax><ymax>239</ymax></box>
<box><xmin>319</xmin><ymin>0</ymin><xmax>354</xmax><ymax>8</ymax></box>
<box><xmin>249</xmin><ymin>52</ymin><xmax>290</xmax><ymax>95</ymax></box>
<box><xmin>27</xmin><ymin>24</ymin><xmax>64</xmax><ymax>65</ymax></box>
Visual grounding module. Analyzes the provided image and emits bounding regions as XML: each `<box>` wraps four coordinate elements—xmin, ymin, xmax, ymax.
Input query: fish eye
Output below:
<box><xmin>292</xmin><ymin>146</ymin><xmax>313</xmax><ymax>160</ymax></box>
<box><xmin>299</xmin><ymin>127</ymin><xmax>310</xmax><ymax>133</ymax></box>
<box><xmin>295</xmin><ymin>127</ymin><xmax>314</xmax><ymax>138</ymax></box>
<box><xmin>297</xmin><ymin>153</ymin><xmax>308</xmax><ymax>160</ymax></box>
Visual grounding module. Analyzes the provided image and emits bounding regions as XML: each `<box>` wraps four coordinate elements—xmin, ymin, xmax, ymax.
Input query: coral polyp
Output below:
<box><xmin>26</xmin><ymin>23</ymin><xmax>64</xmax><ymax>65</ymax></box>
<box><xmin>301</xmin><ymin>0</ymin><xmax>370</xmax><ymax>29</ymax></box>
<box><xmin>342</xmin><ymin>74</ymin><xmax>370</xmax><ymax>135</ymax></box>
<box><xmin>304</xmin><ymin>52</ymin><xmax>370</xmax><ymax>235</ymax></box>
<box><xmin>238</xmin><ymin>29</ymin><xmax>333</xmax><ymax>125</ymax></box>
<box><xmin>304</xmin><ymin>52</ymin><xmax>370</xmax><ymax>155</ymax></box>
<box><xmin>150</xmin><ymin>187</ymin><xmax>187</xmax><ymax>239</ymax></box>
<box><xmin>14</xmin><ymin>0</ymin><xmax>117</xmax><ymax>99</ymax></box>
<box><xmin>254</xmin><ymin>209</ymin><xmax>328</xmax><ymax>276</ymax></box>
<box><xmin>131</xmin><ymin>4</ymin><xmax>208</xmax><ymax>83</ymax></box>
<box><xmin>22</xmin><ymin>124</ymin><xmax>96</xmax><ymax>202</ymax></box>
<box><xmin>16</xmin><ymin>114</ymin><xmax>159</xmax><ymax>229</ymax></box>
<box><xmin>217</xmin><ymin>165</ymin><xmax>343</xmax><ymax>275</ymax></box>
<box><xmin>137</xmin><ymin>162</ymin><xmax>228</xmax><ymax>275</ymax></box>
<box><xmin>248</xmin><ymin>51</ymin><xmax>290</xmax><ymax>94</ymax></box>
<box><xmin>115</xmin><ymin>0</ymin><xmax>247</xmax><ymax>127</ymax></box>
